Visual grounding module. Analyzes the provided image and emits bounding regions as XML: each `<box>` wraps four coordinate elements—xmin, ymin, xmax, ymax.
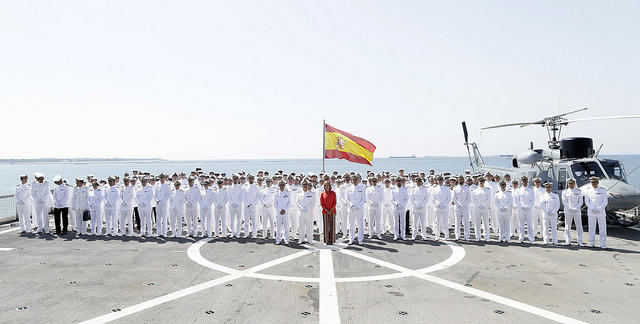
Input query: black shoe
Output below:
<box><xmin>62</xmin><ymin>231</ymin><xmax>68</xmax><ymax>235</ymax></box>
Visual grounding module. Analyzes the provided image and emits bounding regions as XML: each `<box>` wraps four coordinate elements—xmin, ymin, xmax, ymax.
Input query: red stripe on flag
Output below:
<box><xmin>325</xmin><ymin>124</ymin><xmax>376</xmax><ymax>153</ymax></box>
<box><xmin>325</xmin><ymin>149</ymin><xmax>372</xmax><ymax>166</ymax></box>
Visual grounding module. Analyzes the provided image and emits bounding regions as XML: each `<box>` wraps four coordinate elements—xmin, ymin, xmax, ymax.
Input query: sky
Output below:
<box><xmin>1</xmin><ymin>0</ymin><xmax>639</xmax><ymax>160</ymax></box>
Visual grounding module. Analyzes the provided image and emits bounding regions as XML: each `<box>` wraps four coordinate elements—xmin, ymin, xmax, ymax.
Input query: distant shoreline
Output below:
<box><xmin>0</xmin><ymin>158</ymin><xmax>164</xmax><ymax>164</ymax></box>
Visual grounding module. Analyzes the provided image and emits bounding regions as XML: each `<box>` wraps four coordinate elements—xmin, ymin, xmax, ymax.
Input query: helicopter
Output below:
<box><xmin>462</xmin><ymin>108</ymin><xmax>640</xmax><ymax>224</ymax></box>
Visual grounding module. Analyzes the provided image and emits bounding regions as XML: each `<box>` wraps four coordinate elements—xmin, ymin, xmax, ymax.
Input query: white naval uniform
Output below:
<box><xmin>137</xmin><ymin>185</ymin><xmax>154</xmax><ymax>236</ymax></box>
<box><xmin>366</xmin><ymin>185</ymin><xmax>384</xmax><ymax>238</ymax></box>
<box><xmin>243</xmin><ymin>183</ymin><xmax>261</xmax><ymax>238</ymax></box>
<box><xmin>339</xmin><ymin>183</ymin><xmax>352</xmax><ymax>237</ymax></box>
<box><xmin>517</xmin><ymin>186</ymin><xmax>535</xmax><ymax>243</ymax></box>
<box><xmin>71</xmin><ymin>185</ymin><xmax>89</xmax><ymax>234</ymax></box>
<box><xmin>584</xmin><ymin>186</ymin><xmax>608</xmax><ymax>248</ymax></box>
<box><xmin>472</xmin><ymin>186</ymin><xmax>491</xmax><ymax>241</ymax></box>
<box><xmin>494</xmin><ymin>189</ymin><xmax>513</xmax><ymax>242</ymax></box>
<box><xmin>509</xmin><ymin>187</ymin><xmax>521</xmax><ymax>237</ymax></box>
<box><xmin>103</xmin><ymin>185</ymin><xmax>120</xmax><ymax>235</ymax></box>
<box><xmin>15</xmin><ymin>183</ymin><xmax>32</xmax><ymax>232</ymax></box>
<box><xmin>184</xmin><ymin>185</ymin><xmax>200</xmax><ymax>236</ymax></box>
<box><xmin>382</xmin><ymin>186</ymin><xmax>394</xmax><ymax>234</ymax></box>
<box><xmin>288</xmin><ymin>183</ymin><xmax>301</xmax><ymax>237</ymax></box>
<box><xmin>410</xmin><ymin>185</ymin><xmax>430</xmax><ymax>240</ymax></box>
<box><xmin>274</xmin><ymin>189</ymin><xmax>291</xmax><ymax>244</ymax></box>
<box><xmin>540</xmin><ymin>191</ymin><xmax>560</xmax><ymax>244</ymax></box>
<box><xmin>213</xmin><ymin>187</ymin><xmax>229</xmax><ymax>237</ymax></box>
<box><xmin>296</xmin><ymin>190</ymin><xmax>316</xmax><ymax>243</ymax></box>
<box><xmin>31</xmin><ymin>180</ymin><xmax>51</xmax><ymax>233</ymax></box>
<box><xmin>432</xmin><ymin>184</ymin><xmax>452</xmax><ymax>240</ymax></box>
<box><xmin>88</xmin><ymin>188</ymin><xmax>103</xmax><ymax>235</ymax></box>
<box><xmin>452</xmin><ymin>184</ymin><xmax>471</xmax><ymax>240</ymax></box>
<box><xmin>261</xmin><ymin>186</ymin><xmax>277</xmax><ymax>238</ymax></box>
<box><xmin>119</xmin><ymin>185</ymin><xmax>135</xmax><ymax>236</ymax></box>
<box><xmin>200</xmin><ymin>188</ymin><xmax>214</xmax><ymax>237</ymax></box>
<box><xmin>169</xmin><ymin>190</ymin><xmax>185</xmax><ymax>237</ymax></box>
<box><xmin>347</xmin><ymin>183</ymin><xmax>366</xmax><ymax>244</ymax></box>
<box><xmin>392</xmin><ymin>185</ymin><xmax>409</xmax><ymax>240</ymax></box>
<box><xmin>532</xmin><ymin>185</ymin><xmax>545</xmax><ymax>237</ymax></box>
<box><xmin>228</xmin><ymin>184</ymin><xmax>244</xmax><ymax>238</ymax></box>
<box><xmin>487</xmin><ymin>181</ymin><xmax>499</xmax><ymax>233</ymax></box>
<box><xmin>562</xmin><ymin>187</ymin><xmax>584</xmax><ymax>245</ymax></box>
<box><xmin>155</xmin><ymin>182</ymin><xmax>171</xmax><ymax>237</ymax></box>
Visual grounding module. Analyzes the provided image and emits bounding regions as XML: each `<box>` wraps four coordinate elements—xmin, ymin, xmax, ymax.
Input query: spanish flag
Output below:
<box><xmin>325</xmin><ymin>124</ymin><xmax>376</xmax><ymax>165</ymax></box>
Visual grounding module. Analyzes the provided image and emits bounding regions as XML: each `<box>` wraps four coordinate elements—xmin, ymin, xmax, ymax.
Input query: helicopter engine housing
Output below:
<box><xmin>516</xmin><ymin>150</ymin><xmax>542</xmax><ymax>165</ymax></box>
<box><xmin>560</xmin><ymin>137</ymin><xmax>593</xmax><ymax>159</ymax></box>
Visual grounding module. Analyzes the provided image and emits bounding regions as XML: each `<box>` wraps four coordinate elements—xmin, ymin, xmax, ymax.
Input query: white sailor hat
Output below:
<box><xmin>19</xmin><ymin>174</ymin><xmax>28</xmax><ymax>179</ymax></box>
<box><xmin>76</xmin><ymin>178</ymin><xmax>85</xmax><ymax>182</ymax></box>
<box><xmin>567</xmin><ymin>178</ymin><xmax>576</xmax><ymax>184</ymax></box>
<box><xmin>308</xmin><ymin>172</ymin><xmax>316</xmax><ymax>177</ymax></box>
<box><xmin>544</xmin><ymin>182</ymin><xmax>553</xmax><ymax>188</ymax></box>
<box><xmin>589</xmin><ymin>176</ymin><xmax>599</xmax><ymax>182</ymax></box>
<box><xmin>34</xmin><ymin>172</ymin><xmax>45</xmax><ymax>179</ymax></box>
<box><xmin>53</xmin><ymin>175</ymin><xmax>62</xmax><ymax>182</ymax></box>
<box><xmin>533</xmin><ymin>177</ymin><xmax>542</xmax><ymax>183</ymax></box>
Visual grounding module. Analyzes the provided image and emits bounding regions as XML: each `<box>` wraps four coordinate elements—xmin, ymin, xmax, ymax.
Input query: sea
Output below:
<box><xmin>2</xmin><ymin>155</ymin><xmax>640</xmax><ymax>196</ymax></box>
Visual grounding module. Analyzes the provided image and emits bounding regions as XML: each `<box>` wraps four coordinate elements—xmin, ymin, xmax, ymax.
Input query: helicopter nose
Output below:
<box><xmin>600</xmin><ymin>180</ymin><xmax>640</xmax><ymax>211</ymax></box>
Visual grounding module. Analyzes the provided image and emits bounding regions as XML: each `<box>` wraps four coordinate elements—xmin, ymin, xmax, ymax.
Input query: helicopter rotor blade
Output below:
<box><xmin>462</xmin><ymin>121</ymin><xmax>469</xmax><ymax>142</ymax></box>
<box><xmin>480</xmin><ymin>107</ymin><xmax>589</xmax><ymax>130</ymax></box>
<box><xmin>563</xmin><ymin>115</ymin><xmax>640</xmax><ymax>124</ymax></box>
<box><xmin>481</xmin><ymin>121</ymin><xmax>542</xmax><ymax>130</ymax></box>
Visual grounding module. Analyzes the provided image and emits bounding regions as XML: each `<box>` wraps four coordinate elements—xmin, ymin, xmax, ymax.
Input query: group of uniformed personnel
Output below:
<box><xmin>14</xmin><ymin>168</ymin><xmax>608</xmax><ymax>248</ymax></box>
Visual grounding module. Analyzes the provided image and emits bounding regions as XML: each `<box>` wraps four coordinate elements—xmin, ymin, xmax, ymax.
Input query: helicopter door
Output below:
<box><xmin>557</xmin><ymin>167</ymin><xmax>568</xmax><ymax>190</ymax></box>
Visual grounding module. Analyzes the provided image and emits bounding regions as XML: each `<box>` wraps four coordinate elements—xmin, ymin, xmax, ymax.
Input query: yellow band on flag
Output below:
<box><xmin>324</xmin><ymin>124</ymin><xmax>376</xmax><ymax>165</ymax></box>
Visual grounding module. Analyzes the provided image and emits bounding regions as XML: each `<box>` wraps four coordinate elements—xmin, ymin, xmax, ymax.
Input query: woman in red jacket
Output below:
<box><xmin>320</xmin><ymin>181</ymin><xmax>337</xmax><ymax>245</ymax></box>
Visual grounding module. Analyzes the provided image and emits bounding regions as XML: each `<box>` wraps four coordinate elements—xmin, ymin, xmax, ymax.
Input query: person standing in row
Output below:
<box><xmin>321</xmin><ymin>181</ymin><xmax>337</xmax><ymax>245</ymax></box>
<box><xmin>184</xmin><ymin>177</ymin><xmax>200</xmax><ymax>237</ymax></box>
<box><xmin>119</xmin><ymin>178</ymin><xmax>135</xmax><ymax>236</ymax></box>
<box><xmin>297</xmin><ymin>180</ymin><xmax>315</xmax><ymax>244</ymax></box>
<box><xmin>137</xmin><ymin>178</ymin><xmax>154</xmax><ymax>237</ymax></box>
<box><xmin>274</xmin><ymin>180</ymin><xmax>291</xmax><ymax>245</ymax></box>
<box><xmin>213</xmin><ymin>179</ymin><xmax>229</xmax><ymax>237</ymax></box>
<box><xmin>517</xmin><ymin>176</ymin><xmax>535</xmax><ymax>244</ymax></box>
<box><xmin>155</xmin><ymin>174</ymin><xmax>171</xmax><ymax>238</ymax></box>
<box><xmin>562</xmin><ymin>178</ymin><xmax>584</xmax><ymax>246</ymax></box>
<box><xmin>169</xmin><ymin>181</ymin><xmax>185</xmax><ymax>238</ymax></box>
<box><xmin>228</xmin><ymin>175</ymin><xmax>244</xmax><ymax>238</ymax></box>
<box><xmin>366</xmin><ymin>178</ymin><xmax>383</xmax><ymax>239</ymax></box>
<box><xmin>347</xmin><ymin>175</ymin><xmax>366</xmax><ymax>245</ymax></box>
<box><xmin>103</xmin><ymin>177</ymin><xmax>120</xmax><ymax>236</ymax></box>
<box><xmin>52</xmin><ymin>175</ymin><xmax>71</xmax><ymax>235</ymax></box>
<box><xmin>243</xmin><ymin>175</ymin><xmax>260</xmax><ymax>239</ymax></box>
<box><xmin>261</xmin><ymin>178</ymin><xmax>277</xmax><ymax>239</ymax></box>
<box><xmin>540</xmin><ymin>182</ymin><xmax>559</xmax><ymax>245</ymax></box>
<box><xmin>200</xmin><ymin>180</ymin><xmax>214</xmax><ymax>238</ymax></box>
<box><xmin>88</xmin><ymin>181</ymin><xmax>103</xmax><ymax>235</ymax></box>
<box><xmin>452</xmin><ymin>176</ymin><xmax>471</xmax><ymax>241</ymax></box>
<box><xmin>584</xmin><ymin>176</ymin><xmax>608</xmax><ymax>248</ymax></box>
<box><xmin>494</xmin><ymin>181</ymin><xmax>513</xmax><ymax>243</ymax></box>
<box><xmin>472</xmin><ymin>177</ymin><xmax>490</xmax><ymax>242</ymax></box>
<box><xmin>71</xmin><ymin>178</ymin><xmax>89</xmax><ymax>235</ymax></box>
<box><xmin>433</xmin><ymin>175</ymin><xmax>451</xmax><ymax>240</ymax></box>
<box><xmin>32</xmin><ymin>173</ymin><xmax>51</xmax><ymax>234</ymax></box>
<box><xmin>15</xmin><ymin>175</ymin><xmax>32</xmax><ymax>233</ymax></box>
<box><xmin>392</xmin><ymin>177</ymin><xmax>409</xmax><ymax>241</ymax></box>
<box><xmin>410</xmin><ymin>177</ymin><xmax>429</xmax><ymax>240</ymax></box>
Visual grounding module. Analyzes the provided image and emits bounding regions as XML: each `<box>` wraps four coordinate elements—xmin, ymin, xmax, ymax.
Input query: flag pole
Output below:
<box><xmin>322</xmin><ymin>119</ymin><xmax>326</xmax><ymax>173</ymax></box>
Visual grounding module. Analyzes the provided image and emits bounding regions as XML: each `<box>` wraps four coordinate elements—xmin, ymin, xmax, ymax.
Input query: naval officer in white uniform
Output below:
<box><xmin>274</xmin><ymin>180</ymin><xmax>291</xmax><ymax>245</ymax></box>
<box><xmin>32</xmin><ymin>173</ymin><xmax>51</xmax><ymax>234</ymax></box>
<box><xmin>540</xmin><ymin>182</ymin><xmax>560</xmax><ymax>245</ymax></box>
<box><xmin>584</xmin><ymin>176</ymin><xmax>608</xmax><ymax>248</ymax></box>
<box><xmin>562</xmin><ymin>178</ymin><xmax>584</xmax><ymax>246</ymax></box>
<box><xmin>15</xmin><ymin>175</ymin><xmax>32</xmax><ymax>233</ymax></box>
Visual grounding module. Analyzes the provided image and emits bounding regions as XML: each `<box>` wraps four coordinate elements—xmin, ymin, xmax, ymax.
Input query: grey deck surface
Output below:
<box><xmin>1</xmin><ymin>219</ymin><xmax>639</xmax><ymax>324</ymax></box>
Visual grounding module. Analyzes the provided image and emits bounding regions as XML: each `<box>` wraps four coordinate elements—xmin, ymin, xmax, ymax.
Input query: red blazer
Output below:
<box><xmin>320</xmin><ymin>190</ymin><xmax>337</xmax><ymax>215</ymax></box>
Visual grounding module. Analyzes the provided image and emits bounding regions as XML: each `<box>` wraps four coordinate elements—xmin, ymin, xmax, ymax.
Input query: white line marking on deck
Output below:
<box><xmin>319</xmin><ymin>249</ymin><xmax>340</xmax><ymax>324</ymax></box>
<box><xmin>0</xmin><ymin>227</ymin><xmax>20</xmax><ymax>235</ymax></box>
<box><xmin>340</xmin><ymin>247</ymin><xmax>587</xmax><ymax>324</ymax></box>
<box><xmin>0</xmin><ymin>248</ymin><xmax>15</xmax><ymax>251</ymax></box>
<box><xmin>80</xmin><ymin>239</ymin><xmax>311</xmax><ymax>324</ymax></box>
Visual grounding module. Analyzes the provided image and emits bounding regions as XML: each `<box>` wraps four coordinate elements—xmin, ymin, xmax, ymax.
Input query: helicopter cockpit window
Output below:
<box><xmin>570</xmin><ymin>162</ymin><xmax>606</xmax><ymax>187</ymax></box>
<box><xmin>601</xmin><ymin>160</ymin><xmax>626</xmax><ymax>182</ymax></box>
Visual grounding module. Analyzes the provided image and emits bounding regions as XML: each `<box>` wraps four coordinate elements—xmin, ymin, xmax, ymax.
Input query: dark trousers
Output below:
<box><xmin>152</xmin><ymin>207</ymin><xmax>157</xmax><ymax>224</ymax></box>
<box><xmin>134</xmin><ymin>207</ymin><xmax>140</xmax><ymax>230</ymax></box>
<box><xmin>54</xmin><ymin>207</ymin><xmax>69</xmax><ymax>234</ymax></box>
<box><xmin>405</xmin><ymin>210</ymin><xmax>412</xmax><ymax>236</ymax></box>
